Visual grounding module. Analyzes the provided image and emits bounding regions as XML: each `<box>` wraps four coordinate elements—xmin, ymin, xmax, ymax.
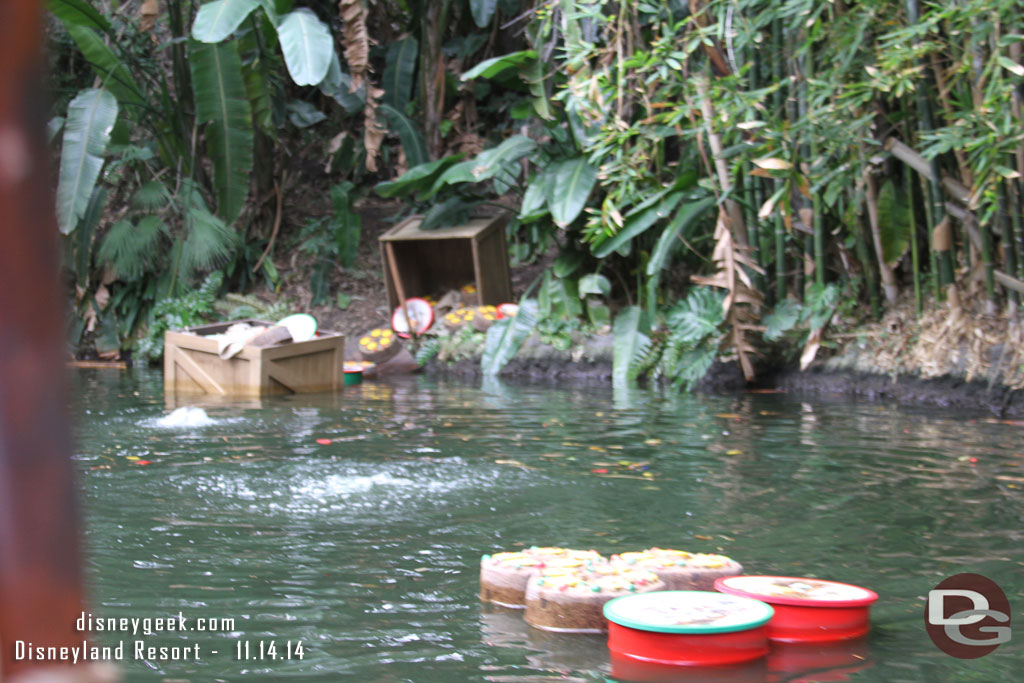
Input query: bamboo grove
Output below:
<box><xmin>46</xmin><ymin>0</ymin><xmax>1024</xmax><ymax>383</ymax></box>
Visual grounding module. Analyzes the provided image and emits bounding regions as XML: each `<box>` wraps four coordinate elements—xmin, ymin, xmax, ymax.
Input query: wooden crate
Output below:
<box><xmin>164</xmin><ymin>319</ymin><xmax>345</xmax><ymax>397</ymax></box>
<box><xmin>379</xmin><ymin>214</ymin><xmax>512</xmax><ymax>310</ymax></box>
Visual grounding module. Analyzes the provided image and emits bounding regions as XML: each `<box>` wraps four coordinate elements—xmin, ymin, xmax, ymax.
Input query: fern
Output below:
<box><xmin>98</xmin><ymin>215</ymin><xmax>167</xmax><ymax>279</ymax></box>
<box><xmin>631</xmin><ymin>286</ymin><xmax>727</xmax><ymax>391</ymax></box>
<box><xmin>672</xmin><ymin>346</ymin><xmax>718</xmax><ymax>392</ymax></box>
<box><xmin>182</xmin><ymin>206</ymin><xmax>237</xmax><ymax>275</ymax></box>
<box><xmin>138</xmin><ymin>272</ymin><xmax>224</xmax><ymax>362</ymax></box>
<box><xmin>413</xmin><ymin>337</ymin><xmax>442</xmax><ymax>367</ymax></box>
<box><xmin>131</xmin><ymin>180</ymin><xmax>169</xmax><ymax>210</ymax></box>
<box><xmin>213</xmin><ymin>292</ymin><xmax>292</xmax><ymax>321</ymax></box>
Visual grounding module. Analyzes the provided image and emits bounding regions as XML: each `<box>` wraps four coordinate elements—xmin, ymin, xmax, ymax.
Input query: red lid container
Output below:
<box><xmin>604</xmin><ymin>591</ymin><xmax>774</xmax><ymax>667</ymax></box>
<box><xmin>715</xmin><ymin>576</ymin><xmax>878</xmax><ymax>643</ymax></box>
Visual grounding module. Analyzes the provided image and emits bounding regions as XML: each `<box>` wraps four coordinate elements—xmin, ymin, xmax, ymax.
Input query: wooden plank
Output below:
<box><xmin>67</xmin><ymin>360</ymin><xmax>127</xmax><ymax>369</ymax></box>
<box><xmin>171</xmin><ymin>347</ymin><xmax>227</xmax><ymax>395</ymax></box>
<box><xmin>380</xmin><ymin>216</ymin><xmax>498</xmax><ymax>241</ymax></box>
<box><xmin>259</xmin><ymin>334</ymin><xmax>343</xmax><ymax>360</ymax></box>
<box><xmin>263</xmin><ymin>358</ymin><xmax>303</xmax><ymax>393</ymax></box>
<box><xmin>476</xmin><ymin>219</ymin><xmax>512</xmax><ymax>304</ymax></box>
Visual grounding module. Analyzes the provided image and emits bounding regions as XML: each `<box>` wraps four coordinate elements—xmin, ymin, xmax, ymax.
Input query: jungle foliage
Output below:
<box><xmin>47</xmin><ymin>0</ymin><xmax>1024</xmax><ymax>387</ymax></box>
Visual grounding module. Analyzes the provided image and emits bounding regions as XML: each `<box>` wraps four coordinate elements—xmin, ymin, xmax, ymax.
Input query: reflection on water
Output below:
<box><xmin>70</xmin><ymin>369</ymin><xmax>1024</xmax><ymax>681</ymax></box>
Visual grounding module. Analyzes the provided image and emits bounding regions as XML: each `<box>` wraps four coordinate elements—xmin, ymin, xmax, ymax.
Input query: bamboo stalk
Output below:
<box><xmin>944</xmin><ymin>202</ymin><xmax>1024</xmax><ymax>295</ymax></box>
<box><xmin>864</xmin><ymin>169</ymin><xmax>899</xmax><ymax>303</ymax></box>
<box><xmin>999</xmin><ymin>182</ymin><xmax>1018</xmax><ymax>306</ymax></box>
<box><xmin>771</xmin><ymin>17</ymin><xmax>786</xmax><ymax>302</ymax></box>
<box><xmin>906</xmin><ymin>0</ymin><xmax>952</xmax><ymax>287</ymax></box>
<box><xmin>849</xmin><ymin>193</ymin><xmax>881</xmax><ymax>318</ymax></box>
<box><xmin>905</xmin><ymin>161</ymin><xmax>922</xmax><ymax>315</ymax></box>
<box><xmin>774</xmin><ymin>188</ymin><xmax>786</xmax><ymax>302</ymax></box>
<box><xmin>695</xmin><ymin>75</ymin><xmax>748</xmax><ymax>247</ymax></box>
<box><xmin>920</xmin><ymin>175</ymin><xmax>940</xmax><ymax>299</ymax></box>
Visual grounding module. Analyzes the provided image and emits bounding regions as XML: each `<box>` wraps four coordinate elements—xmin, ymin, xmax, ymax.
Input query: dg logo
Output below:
<box><xmin>926</xmin><ymin>573</ymin><xmax>1011</xmax><ymax>659</ymax></box>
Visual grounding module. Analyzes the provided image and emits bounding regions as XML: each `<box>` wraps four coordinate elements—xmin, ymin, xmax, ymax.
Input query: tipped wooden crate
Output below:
<box><xmin>379</xmin><ymin>214</ymin><xmax>512</xmax><ymax>310</ymax></box>
<box><xmin>164</xmin><ymin>319</ymin><xmax>345</xmax><ymax>397</ymax></box>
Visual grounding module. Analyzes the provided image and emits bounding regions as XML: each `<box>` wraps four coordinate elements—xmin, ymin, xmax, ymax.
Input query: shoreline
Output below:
<box><xmin>423</xmin><ymin>342</ymin><xmax>1024</xmax><ymax>418</ymax></box>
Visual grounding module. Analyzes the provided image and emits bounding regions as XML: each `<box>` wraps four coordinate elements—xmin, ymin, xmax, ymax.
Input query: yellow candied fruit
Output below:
<box><xmin>359</xmin><ymin>337</ymin><xmax>371</xmax><ymax>346</ymax></box>
<box><xmin>371</xmin><ymin>329</ymin><xmax>382</xmax><ymax>338</ymax></box>
<box><xmin>366</xmin><ymin>342</ymin><xmax>379</xmax><ymax>351</ymax></box>
<box><xmin>381</xmin><ymin>329</ymin><xmax>393</xmax><ymax>338</ymax></box>
<box><xmin>493</xmin><ymin>551</ymin><xmax>527</xmax><ymax>561</ymax></box>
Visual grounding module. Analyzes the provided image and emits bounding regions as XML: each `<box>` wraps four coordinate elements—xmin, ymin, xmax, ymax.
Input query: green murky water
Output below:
<box><xmin>71</xmin><ymin>369</ymin><xmax>1023</xmax><ymax>681</ymax></box>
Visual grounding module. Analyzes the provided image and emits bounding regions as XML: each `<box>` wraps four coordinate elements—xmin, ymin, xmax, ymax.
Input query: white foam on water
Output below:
<box><xmin>152</xmin><ymin>406</ymin><xmax>218</xmax><ymax>428</ymax></box>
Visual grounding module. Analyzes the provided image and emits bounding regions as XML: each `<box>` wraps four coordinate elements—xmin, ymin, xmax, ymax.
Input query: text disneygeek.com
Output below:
<box><xmin>12</xmin><ymin>611</ymin><xmax>305</xmax><ymax>664</ymax></box>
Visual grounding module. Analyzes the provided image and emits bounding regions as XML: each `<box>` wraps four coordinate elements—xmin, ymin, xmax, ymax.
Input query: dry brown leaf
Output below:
<box><xmin>363</xmin><ymin>86</ymin><xmax>386</xmax><ymax>172</ymax></box>
<box><xmin>800</xmin><ymin>327</ymin><xmax>822</xmax><ymax>370</ymax></box>
<box><xmin>752</xmin><ymin>157</ymin><xmax>791</xmax><ymax>171</ymax></box>
<box><xmin>94</xmin><ymin>284</ymin><xmax>110</xmax><ymax>310</ymax></box>
<box><xmin>339</xmin><ymin>0</ymin><xmax>369</xmax><ymax>92</ymax></box>
<box><xmin>690</xmin><ymin>209</ymin><xmax>763</xmax><ymax>382</ymax></box>
<box><xmin>139</xmin><ymin>0</ymin><xmax>159</xmax><ymax>32</ymax></box>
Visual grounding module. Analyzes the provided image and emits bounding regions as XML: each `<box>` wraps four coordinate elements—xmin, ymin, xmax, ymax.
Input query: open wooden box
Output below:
<box><xmin>164</xmin><ymin>319</ymin><xmax>345</xmax><ymax>396</ymax></box>
<box><xmin>378</xmin><ymin>214</ymin><xmax>512</xmax><ymax>310</ymax></box>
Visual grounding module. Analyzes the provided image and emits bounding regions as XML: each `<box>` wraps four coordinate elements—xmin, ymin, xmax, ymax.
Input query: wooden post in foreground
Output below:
<box><xmin>0</xmin><ymin>2</ymin><xmax>111</xmax><ymax>681</ymax></box>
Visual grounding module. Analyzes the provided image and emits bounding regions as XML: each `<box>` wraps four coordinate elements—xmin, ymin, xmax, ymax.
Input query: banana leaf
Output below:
<box><xmin>56</xmin><ymin>88</ymin><xmax>118</xmax><ymax>234</ymax></box>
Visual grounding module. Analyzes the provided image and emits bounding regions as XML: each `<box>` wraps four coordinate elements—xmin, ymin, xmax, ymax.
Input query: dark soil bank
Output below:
<box><xmin>761</xmin><ymin>367</ymin><xmax>1024</xmax><ymax>418</ymax></box>
<box><xmin>426</xmin><ymin>350</ymin><xmax>1024</xmax><ymax>418</ymax></box>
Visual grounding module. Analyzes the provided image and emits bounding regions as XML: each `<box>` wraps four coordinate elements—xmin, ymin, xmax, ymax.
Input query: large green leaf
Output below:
<box><xmin>481</xmin><ymin>299</ymin><xmax>538</xmax><ymax>376</ymax></box>
<box><xmin>192</xmin><ymin>0</ymin><xmax>260</xmax><ymax>43</ymax></box>
<box><xmin>523</xmin><ymin>55</ymin><xmax>552</xmax><ymax>120</ymax></box>
<box><xmin>612</xmin><ymin>306</ymin><xmax>650</xmax><ymax>386</ymax></box>
<box><xmin>470</xmin><ymin>0</ymin><xmax>498</xmax><ymax>27</ymax></box>
<box><xmin>275</xmin><ymin>8</ymin><xmax>333</xmax><ymax>86</ymax></box>
<box><xmin>429</xmin><ymin>135</ymin><xmax>536</xmax><ymax>196</ymax></box>
<box><xmin>646</xmin><ymin>195</ymin><xmax>716</xmax><ymax>277</ymax></box>
<box><xmin>762</xmin><ymin>298</ymin><xmax>802</xmax><ymax>342</ymax></box>
<box><xmin>190</xmin><ymin>40</ymin><xmax>254</xmax><ymax>224</ymax></box>
<box><xmin>380</xmin><ymin>103</ymin><xmax>429</xmax><ymax>168</ymax></box>
<box><xmin>419</xmin><ymin>197</ymin><xmax>481</xmax><ymax>231</ymax></box>
<box><xmin>382</xmin><ymin>36</ymin><xmax>418</xmax><ymax>112</ymax></box>
<box><xmin>63</xmin><ymin>25</ymin><xmax>146</xmax><ymax>110</ymax></box>
<box><xmin>877</xmin><ymin>179</ymin><xmax>912</xmax><ymax>266</ymax></box>
<box><xmin>319</xmin><ymin>51</ymin><xmax>365</xmax><ymax>113</ymax></box>
<box><xmin>518</xmin><ymin>172</ymin><xmax>548</xmax><ymax>220</ymax></box>
<box><xmin>374</xmin><ymin>154</ymin><xmax>465</xmax><ymax>198</ymax></box>
<box><xmin>461</xmin><ymin>50</ymin><xmax>537</xmax><ymax>81</ymax></box>
<box><xmin>545</xmin><ymin>157</ymin><xmax>598</xmax><ymax>228</ymax></box>
<box><xmin>330</xmin><ymin>182</ymin><xmax>361</xmax><ymax>268</ymax></box>
<box><xmin>644</xmin><ymin>194</ymin><xmax>716</xmax><ymax>314</ymax></box>
<box><xmin>46</xmin><ymin>0</ymin><xmax>110</xmax><ymax>30</ymax></box>
<box><xmin>594</xmin><ymin>190</ymin><xmax>689</xmax><ymax>258</ymax></box>
<box><xmin>56</xmin><ymin>88</ymin><xmax>118</xmax><ymax>234</ymax></box>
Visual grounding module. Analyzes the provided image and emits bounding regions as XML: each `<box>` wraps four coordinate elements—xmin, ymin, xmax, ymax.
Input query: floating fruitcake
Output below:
<box><xmin>357</xmin><ymin>327</ymin><xmax>402</xmax><ymax>362</ymax></box>
<box><xmin>610</xmin><ymin>547</ymin><xmax>743</xmax><ymax>591</ymax></box>
<box><xmin>524</xmin><ymin>564</ymin><xmax>665</xmax><ymax>633</ymax></box>
<box><xmin>479</xmin><ymin>547</ymin><xmax>605</xmax><ymax>609</ymax></box>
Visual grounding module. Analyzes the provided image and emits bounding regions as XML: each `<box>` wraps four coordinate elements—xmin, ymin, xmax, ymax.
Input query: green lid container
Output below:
<box><xmin>604</xmin><ymin>590</ymin><xmax>774</xmax><ymax>634</ymax></box>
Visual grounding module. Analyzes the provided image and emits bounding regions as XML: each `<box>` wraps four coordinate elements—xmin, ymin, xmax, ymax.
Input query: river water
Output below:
<box><xmin>70</xmin><ymin>369</ymin><xmax>1023</xmax><ymax>681</ymax></box>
